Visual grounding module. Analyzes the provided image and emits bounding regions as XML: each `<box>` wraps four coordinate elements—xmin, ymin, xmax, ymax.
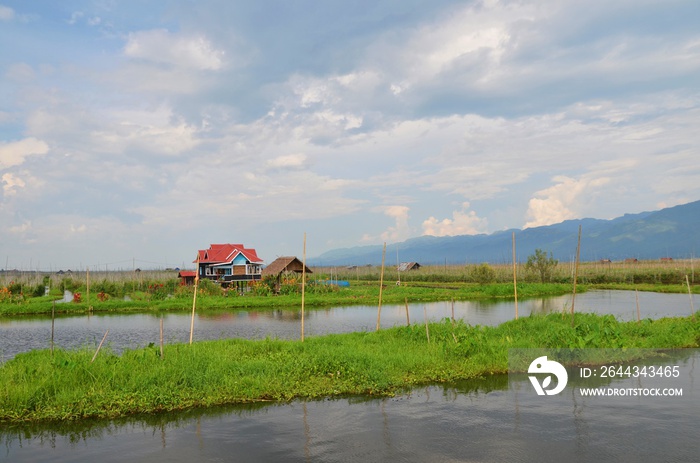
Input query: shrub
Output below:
<box><xmin>468</xmin><ymin>263</ymin><xmax>497</xmax><ymax>284</ymax></box>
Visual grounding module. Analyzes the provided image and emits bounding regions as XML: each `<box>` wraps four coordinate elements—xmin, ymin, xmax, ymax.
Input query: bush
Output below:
<box><xmin>468</xmin><ymin>263</ymin><xmax>496</xmax><ymax>284</ymax></box>
<box><xmin>525</xmin><ymin>249</ymin><xmax>558</xmax><ymax>283</ymax></box>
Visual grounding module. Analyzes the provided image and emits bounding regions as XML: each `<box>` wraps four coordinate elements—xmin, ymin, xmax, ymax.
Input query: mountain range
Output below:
<box><xmin>310</xmin><ymin>200</ymin><xmax>700</xmax><ymax>266</ymax></box>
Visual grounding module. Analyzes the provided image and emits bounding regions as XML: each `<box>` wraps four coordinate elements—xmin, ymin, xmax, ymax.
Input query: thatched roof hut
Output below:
<box><xmin>262</xmin><ymin>256</ymin><xmax>312</xmax><ymax>277</ymax></box>
<box><xmin>261</xmin><ymin>256</ymin><xmax>313</xmax><ymax>293</ymax></box>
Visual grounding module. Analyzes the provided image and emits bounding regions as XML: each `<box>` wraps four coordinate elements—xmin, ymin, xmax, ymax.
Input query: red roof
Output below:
<box><xmin>178</xmin><ymin>271</ymin><xmax>197</xmax><ymax>277</ymax></box>
<box><xmin>194</xmin><ymin>243</ymin><xmax>263</xmax><ymax>265</ymax></box>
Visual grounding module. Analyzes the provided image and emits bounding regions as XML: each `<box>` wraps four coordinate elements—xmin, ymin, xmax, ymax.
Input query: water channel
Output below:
<box><xmin>0</xmin><ymin>290</ymin><xmax>696</xmax><ymax>361</ymax></box>
<box><xmin>2</xmin><ymin>349</ymin><xmax>698</xmax><ymax>462</ymax></box>
<box><xmin>1</xmin><ymin>290</ymin><xmax>698</xmax><ymax>462</ymax></box>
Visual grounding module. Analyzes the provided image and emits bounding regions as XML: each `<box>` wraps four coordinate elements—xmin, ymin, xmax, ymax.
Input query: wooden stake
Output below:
<box><xmin>91</xmin><ymin>329</ymin><xmax>109</xmax><ymax>363</ymax></box>
<box><xmin>424</xmin><ymin>306</ymin><xmax>430</xmax><ymax>343</ymax></box>
<box><xmin>160</xmin><ymin>316</ymin><xmax>164</xmax><ymax>359</ymax></box>
<box><xmin>51</xmin><ymin>300</ymin><xmax>55</xmax><ymax>355</ymax></box>
<box><xmin>189</xmin><ymin>255</ymin><xmax>200</xmax><ymax>345</ymax></box>
<box><xmin>376</xmin><ymin>242</ymin><xmax>386</xmax><ymax>331</ymax></box>
<box><xmin>635</xmin><ymin>289</ymin><xmax>641</xmax><ymax>324</ymax></box>
<box><xmin>87</xmin><ymin>267</ymin><xmax>92</xmax><ymax>311</ymax></box>
<box><xmin>301</xmin><ymin>232</ymin><xmax>306</xmax><ymax>342</ymax></box>
<box><xmin>405</xmin><ymin>297</ymin><xmax>410</xmax><ymax>325</ymax></box>
<box><xmin>451</xmin><ymin>298</ymin><xmax>455</xmax><ymax>327</ymax></box>
<box><xmin>686</xmin><ymin>275</ymin><xmax>696</xmax><ymax>322</ymax></box>
<box><xmin>512</xmin><ymin>231</ymin><xmax>518</xmax><ymax>320</ymax></box>
<box><xmin>570</xmin><ymin>225</ymin><xmax>582</xmax><ymax>325</ymax></box>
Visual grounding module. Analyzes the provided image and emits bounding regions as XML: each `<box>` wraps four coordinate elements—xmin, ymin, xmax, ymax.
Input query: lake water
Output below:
<box><xmin>2</xmin><ymin>348</ymin><xmax>698</xmax><ymax>462</ymax></box>
<box><xmin>0</xmin><ymin>290</ymin><xmax>696</xmax><ymax>361</ymax></box>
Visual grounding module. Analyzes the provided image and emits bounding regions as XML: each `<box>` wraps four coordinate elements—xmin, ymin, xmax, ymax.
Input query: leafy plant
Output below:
<box><xmin>468</xmin><ymin>263</ymin><xmax>497</xmax><ymax>284</ymax></box>
<box><xmin>525</xmin><ymin>249</ymin><xmax>558</xmax><ymax>283</ymax></box>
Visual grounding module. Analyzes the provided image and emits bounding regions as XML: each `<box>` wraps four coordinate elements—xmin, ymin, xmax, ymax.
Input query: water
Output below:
<box><xmin>2</xmin><ymin>349</ymin><xmax>697</xmax><ymax>462</ymax></box>
<box><xmin>0</xmin><ymin>290</ymin><xmax>696</xmax><ymax>361</ymax></box>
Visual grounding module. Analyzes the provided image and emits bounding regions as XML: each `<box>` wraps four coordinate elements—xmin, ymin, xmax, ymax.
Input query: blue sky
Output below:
<box><xmin>1</xmin><ymin>0</ymin><xmax>699</xmax><ymax>270</ymax></box>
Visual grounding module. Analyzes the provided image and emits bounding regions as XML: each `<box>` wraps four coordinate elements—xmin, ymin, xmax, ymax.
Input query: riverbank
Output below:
<box><xmin>1</xmin><ymin>312</ymin><xmax>698</xmax><ymax>423</ymax></box>
<box><xmin>0</xmin><ymin>282</ymin><xmax>576</xmax><ymax>316</ymax></box>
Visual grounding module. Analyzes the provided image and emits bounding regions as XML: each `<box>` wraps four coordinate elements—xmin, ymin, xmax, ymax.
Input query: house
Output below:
<box><xmin>178</xmin><ymin>270</ymin><xmax>197</xmax><ymax>286</ymax></box>
<box><xmin>195</xmin><ymin>244</ymin><xmax>264</xmax><ymax>285</ymax></box>
<box><xmin>398</xmin><ymin>262</ymin><xmax>421</xmax><ymax>271</ymax></box>
<box><xmin>261</xmin><ymin>256</ymin><xmax>313</xmax><ymax>293</ymax></box>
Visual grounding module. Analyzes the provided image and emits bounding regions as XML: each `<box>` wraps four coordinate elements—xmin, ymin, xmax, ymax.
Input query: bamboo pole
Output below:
<box><xmin>451</xmin><ymin>298</ymin><xmax>455</xmax><ymax>327</ymax></box>
<box><xmin>635</xmin><ymin>289</ymin><xmax>641</xmax><ymax>324</ymax></box>
<box><xmin>423</xmin><ymin>306</ymin><xmax>430</xmax><ymax>343</ymax></box>
<box><xmin>86</xmin><ymin>267</ymin><xmax>92</xmax><ymax>311</ymax></box>
<box><xmin>301</xmin><ymin>232</ymin><xmax>306</xmax><ymax>342</ymax></box>
<box><xmin>189</xmin><ymin>255</ymin><xmax>200</xmax><ymax>345</ymax></box>
<box><xmin>160</xmin><ymin>316</ymin><xmax>164</xmax><ymax>359</ymax></box>
<box><xmin>512</xmin><ymin>231</ymin><xmax>518</xmax><ymax>320</ymax></box>
<box><xmin>405</xmin><ymin>297</ymin><xmax>410</xmax><ymax>325</ymax></box>
<box><xmin>376</xmin><ymin>242</ymin><xmax>386</xmax><ymax>331</ymax></box>
<box><xmin>686</xmin><ymin>275</ymin><xmax>696</xmax><ymax>322</ymax></box>
<box><xmin>91</xmin><ymin>330</ymin><xmax>109</xmax><ymax>363</ymax></box>
<box><xmin>51</xmin><ymin>300</ymin><xmax>55</xmax><ymax>355</ymax></box>
<box><xmin>570</xmin><ymin>225</ymin><xmax>582</xmax><ymax>325</ymax></box>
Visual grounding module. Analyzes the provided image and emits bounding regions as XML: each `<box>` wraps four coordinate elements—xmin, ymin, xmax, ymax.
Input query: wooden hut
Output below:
<box><xmin>261</xmin><ymin>256</ymin><xmax>313</xmax><ymax>293</ymax></box>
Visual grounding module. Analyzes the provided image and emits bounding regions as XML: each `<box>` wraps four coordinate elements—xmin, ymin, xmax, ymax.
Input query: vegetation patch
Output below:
<box><xmin>1</xmin><ymin>312</ymin><xmax>698</xmax><ymax>423</ymax></box>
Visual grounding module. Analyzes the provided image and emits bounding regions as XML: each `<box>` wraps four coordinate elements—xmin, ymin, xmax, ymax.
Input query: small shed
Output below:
<box><xmin>178</xmin><ymin>270</ymin><xmax>197</xmax><ymax>286</ymax></box>
<box><xmin>261</xmin><ymin>256</ymin><xmax>313</xmax><ymax>292</ymax></box>
<box><xmin>398</xmin><ymin>262</ymin><xmax>421</xmax><ymax>271</ymax></box>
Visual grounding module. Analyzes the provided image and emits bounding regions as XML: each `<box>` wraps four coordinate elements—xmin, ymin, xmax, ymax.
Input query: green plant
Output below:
<box><xmin>468</xmin><ymin>263</ymin><xmax>497</xmax><ymax>284</ymax></box>
<box><xmin>525</xmin><ymin>249</ymin><xmax>558</xmax><ymax>283</ymax></box>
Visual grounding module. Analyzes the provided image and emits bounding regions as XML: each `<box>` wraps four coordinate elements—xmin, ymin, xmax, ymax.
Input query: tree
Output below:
<box><xmin>525</xmin><ymin>249</ymin><xmax>558</xmax><ymax>283</ymax></box>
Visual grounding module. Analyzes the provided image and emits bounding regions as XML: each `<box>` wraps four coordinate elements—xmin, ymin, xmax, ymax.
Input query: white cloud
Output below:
<box><xmin>0</xmin><ymin>137</ymin><xmax>49</xmax><ymax>169</ymax></box>
<box><xmin>8</xmin><ymin>220</ymin><xmax>31</xmax><ymax>234</ymax></box>
<box><xmin>381</xmin><ymin>205</ymin><xmax>411</xmax><ymax>242</ymax></box>
<box><xmin>123</xmin><ymin>29</ymin><xmax>225</xmax><ymax>71</ymax></box>
<box><xmin>265</xmin><ymin>153</ymin><xmax>308</xmax><ymax>170</ymax></box>
<box><xmin>422</xmin><ymin>202</ymin><xmax>488</xmax><ymax>236</ymax></box>
<box><xmin>2</xmin><ymin>173</ymin><xmax>26</xmax><ymax>196</ymax></box>
<box><xmin>0</xmin><ymin>5</ymin><xmax>14</xmax><ymax>21</ymax></box>
<box><xmin>524</xmin><ymin>176</ymin><xmax>611</xmax><ymax>228</ymax></box>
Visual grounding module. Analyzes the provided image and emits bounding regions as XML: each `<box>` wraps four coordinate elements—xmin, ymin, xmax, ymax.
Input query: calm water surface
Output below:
<box><xmin>0</xmin><ymin>290</ymin><xmax>696</xmax><ymax>361</ymax></box>
<box><xmin>2</xmin><ymin>350</ymin><xmax>697</xmax><ymax>462</ymax></box>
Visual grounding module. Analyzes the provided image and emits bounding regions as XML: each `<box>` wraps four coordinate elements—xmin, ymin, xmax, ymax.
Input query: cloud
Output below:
<box><xmin>0</xmin><ymin>5</ymin><xmax>14</xmax><ymax>21</ymax></box>
<box><xmin>265</xmin><ymin>153</ymin><xmax>308</xmax><ymax>171</ymax></box>
<box><xmin>380</xmin><ymin>205</ymin><xmax>411</xmax><ymax>242</ymax></box>
<box><xmin>524</xmin><ymin>176</ymin><xmax>611</xmax><ymax>228</ymax></box>
<box><xmin>123</xmin><ymin>29</ymin><xmax>225</xmax><ymax>71</ymax></box>
<box><xmin>0</xmin><ymin>138</ymin><xmax>49</xmax><ymax>169</ymax></box>
<box><xmin>1</xmin><ymin>173</ymin><xmax>25</xmax><ymax>196</ymax></box>
<box><xmin>422</xmin><ymin>202</ymin><xmax>488</xmax><ymax>236</ymax></box>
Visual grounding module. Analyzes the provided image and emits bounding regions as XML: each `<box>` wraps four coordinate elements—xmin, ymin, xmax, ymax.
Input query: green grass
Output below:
<box><xmin>0</xmin><ymin>282</ymin><xmax>576</xmax><ymax>316</ymax></box>
<box><xmin>1</xmin><ymin>312</ymin><xmax>698</xmax><ymax>423</ymax></box>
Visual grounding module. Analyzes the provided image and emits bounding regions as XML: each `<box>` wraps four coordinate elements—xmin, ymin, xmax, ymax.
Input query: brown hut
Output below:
<box><xmin>261</xmin><ymin>256</ymin><xmax>313</xmax><ymax>292</ymax></box>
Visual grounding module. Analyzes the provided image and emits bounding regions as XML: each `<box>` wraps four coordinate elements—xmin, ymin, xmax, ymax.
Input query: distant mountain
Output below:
<box><xmin>310</xmin><ymin>200</ymin><xmax>700</xmax><ymax>266</ymax></box>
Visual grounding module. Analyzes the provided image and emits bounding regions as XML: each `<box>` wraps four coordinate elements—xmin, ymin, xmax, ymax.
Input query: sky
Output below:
<box><xmin>1</xmin><ymin>0</ymin><xmax>699</xmax><ymax>271</ymax></box>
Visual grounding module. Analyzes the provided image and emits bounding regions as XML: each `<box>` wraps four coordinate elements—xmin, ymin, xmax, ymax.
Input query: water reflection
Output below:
<box><xmin>1</xmin><ymin>290</ymin><xmax>697</xmax><ymax>362</ymax></box>
<box><xmin>2</xmin><ymin>350</ymin><xmax>697</xmax><ymax>462</ymax></box>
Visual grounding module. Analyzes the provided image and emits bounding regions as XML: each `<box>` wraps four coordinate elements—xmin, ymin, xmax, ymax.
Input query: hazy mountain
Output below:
<box><xmin>310</xmin><ymin>200</ymin><xmax>700</xmax><ymax>266</ymax></box>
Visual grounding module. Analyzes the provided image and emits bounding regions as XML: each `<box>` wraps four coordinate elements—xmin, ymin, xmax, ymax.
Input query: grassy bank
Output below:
<box><xmin>1</xmin><ymin>312</ymin><xmax>698</xmax><ymax>423</ymax></box>
<box><xmin>0</xmin><ymin>282</ymin><xmax>575</xmax><ymax>316</ymax></box>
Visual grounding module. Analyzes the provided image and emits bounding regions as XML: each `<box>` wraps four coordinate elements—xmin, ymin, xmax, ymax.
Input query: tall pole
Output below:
<box><xmin>376</xmin><ymin>242</ymin><xmax>386</xmax><ymax>331</ymax></box>
<box><xmin>571</xmin><ymin>225</ymin><xmax>582</xmax><ymax>324</ymax></box>
<box><xmin>189</xmin><ymin>254</ymin><xmax>200</xmax><ymax>344</ymax></box>
<box><xmin>301</xmin><ymin>233</ymin><xmax>306</xmax><ymax>342</ymax></box>
<box><xmin>512</xmin><ymin>231</ymin><xmax>518</xmax><ymax>320</ymax></box>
